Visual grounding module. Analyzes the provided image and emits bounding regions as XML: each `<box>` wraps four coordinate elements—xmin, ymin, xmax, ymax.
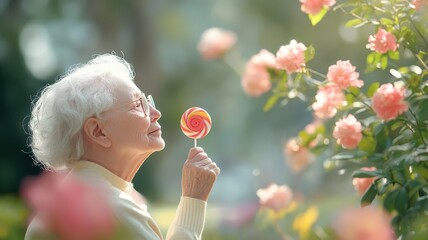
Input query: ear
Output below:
<box><xmin>83</xmin><ymin>117</ymin><xmax>111</xmax><ymax>148</ymax></box>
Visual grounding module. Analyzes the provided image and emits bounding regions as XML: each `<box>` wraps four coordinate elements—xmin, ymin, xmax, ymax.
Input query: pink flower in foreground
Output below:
<box><xmin>256</xmin><ymin>184</ymin><xmax>293</xmax><ymax>212</ymax></box>
<box><xmin>312</xmin><ymin>85</ymin><xmax>345</xmax><ymax>119</ymax></box>
<box><xmin>197</xmin><ymin>27</ymin><xmax>237</xmax><ymax>60</ymax></box>
<box><xmin>22</xmin><ymin>172</ymin><xmax>115</xmax><ymax>240</ymax></box>
<box><xmin>366</xmin><ymin>29</ymin><xmax>399</xmax><ymax>54</ymax></box>
<box><xmin>372</xmin><ymin>82</ymin><xmax>408</xmax><ymax>121</ymax></box>
<box><xmin>352</xmin><ymin>167</ymin><xmax>377</xmax><ymax>195</ymax></box>
<box><xmin>333</xmin><ymin>114</ymin><xmax>363</xmax><ymax>149</ymax></box>
<box><xmin>327</xmin><ymin>60</ymin><xmax>363</xmax><ymax>89</ymax></box>
<box><xmin>284</xmin><ymin>138</ymin><xmax>312</xmax><ymax>173</ymax></box>
<box><xmin>300</xmin><ymin>0</ymin><xmax>336</xmax><ymax>15</ymax></box>
<box><xmin>333</xmin><ymin>207</ymin><xmax>395</xmax><ymax>240</ymax></box>
<box><xmin>276</xmin><ymin>40</ymin><xmax>307</xmax><ymax>74</ymax></box>
<box><xmin>413</xmin><ymin>0</ymin><xmax>428</xmax><ymax>10</ymax></box>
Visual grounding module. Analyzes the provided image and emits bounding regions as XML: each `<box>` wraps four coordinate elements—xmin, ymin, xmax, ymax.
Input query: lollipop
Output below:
<box><xmin>180</xmin><ymin>107</ymin><xmax>212</xmax><ymax>147</ymax></box>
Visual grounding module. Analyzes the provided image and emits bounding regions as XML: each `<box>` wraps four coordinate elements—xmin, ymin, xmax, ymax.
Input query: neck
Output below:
<box><xmin>83</xmin><ymin>149</ymin><xmax>151</xmax><ymax>182</ymax></box>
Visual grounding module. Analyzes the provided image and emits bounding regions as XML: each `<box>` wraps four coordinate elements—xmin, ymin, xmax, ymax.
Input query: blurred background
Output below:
<box><xmin>0</xmin><ymin>0</ymin><xmax>386</xmax><ymax>239</ymax></box>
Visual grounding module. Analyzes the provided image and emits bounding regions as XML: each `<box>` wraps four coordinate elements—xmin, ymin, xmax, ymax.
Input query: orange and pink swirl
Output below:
<box><xmin>180</xmin><ymin>107</ymin><xmax>212</xmax><ymax>139</ymax></box>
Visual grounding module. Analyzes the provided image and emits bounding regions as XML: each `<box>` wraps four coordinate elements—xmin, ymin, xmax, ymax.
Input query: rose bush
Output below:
<box><xmin>200</xmin><ymin>0</ymin><xmax>428</xmax><ymax>238</ymax></box>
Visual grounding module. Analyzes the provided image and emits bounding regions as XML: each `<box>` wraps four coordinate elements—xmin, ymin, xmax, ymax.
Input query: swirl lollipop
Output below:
<box><xmin>180</xmin><ymin>107</ymin><xmax>212</xmax><ymax>147</ymax></box>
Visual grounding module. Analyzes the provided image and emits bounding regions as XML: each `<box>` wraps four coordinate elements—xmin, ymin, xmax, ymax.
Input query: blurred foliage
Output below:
<box><xmin>0</xmin><ymin>196</ymin><xmax>28</xmax><ymax>240</ymax></box>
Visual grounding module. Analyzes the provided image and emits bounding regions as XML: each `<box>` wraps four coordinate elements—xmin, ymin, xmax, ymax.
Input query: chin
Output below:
<box><xmin>153</xmin><ymin>140</ymin><xmax>166</xmax><ymax>151</ymax></box>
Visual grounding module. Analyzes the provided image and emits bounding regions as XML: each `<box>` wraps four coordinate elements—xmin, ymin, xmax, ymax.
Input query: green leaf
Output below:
<box><xmin>331</xmin><ymin>152</ymin><xmax>357</xmax><ymax>160</ymax></box>
<box><xmin>361</xmin><ymin>183</ymin><xmax>377</xmax><ymax>207</ymax></box>
<box><xmin>383</xmin><ymin>187</ymin><xmax>409</xmax><ymax>214</ymax></box>
<box><xmin>367</xmin><ymin>82</ymin><xmax>380</xmax><ymax>97</ymax></box>
<box><xmin>352</xmin><ymin>169</ymin><xmax>382</xmax><ymax>178</ymax></box>
<box><xmin>304</xmin><ymin>45</ymin><xmax>315</xmax><ymax>63</ymax></box>
<box><xmin>380</xmin><ymin>55</ymin><xmax>388</xmax><ymax>69</ymax></box>
<box><xmin>263</xmin><ymin>94</ymin><xmax>279</xmax><ymax>112</ymax></box>
<box><xmin>380</xmin><ymin>17</ymin><xmax>394</xmax><ymax>26</ymax></box>
<box><xmin>348</xmin><ymin>86</ymin><xmax>360</xmax><ymax>96</ymax></box>
<box><xmin>358</xmin><ymin>136</ymin><xmax>376</xmax><ymax>153</ymax></box>
<box><xmin>308</xmin><ymin>8</ymin><xmax>328</xmax><ymax>26</ymax></box>
<box><xmin>388</xmin><ymin>51</ymin><xmax>400</xmax><ymax>60</ymax></box>
<box><xmin>345</xmin><ymin>18</ymin><xmax>366</xmax><ymax>28</ymax></box>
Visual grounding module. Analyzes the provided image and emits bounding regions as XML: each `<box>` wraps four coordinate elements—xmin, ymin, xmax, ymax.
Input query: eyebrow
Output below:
<box><xmin>132</xmin><ymin>91</ymin><xmax>143</xmax><ymax>99</ymax></box>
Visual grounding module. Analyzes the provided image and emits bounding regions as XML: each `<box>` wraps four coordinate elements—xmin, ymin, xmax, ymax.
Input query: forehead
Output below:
<box><xmin>112</xmin><ymin>80</ymin><xmax>142</xmax><ymax>102</ymax></box>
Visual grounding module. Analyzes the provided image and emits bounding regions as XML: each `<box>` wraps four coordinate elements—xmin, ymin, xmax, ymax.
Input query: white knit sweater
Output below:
<box><xmin>25</xmin><ymin>161</ymin><xmax>207</xmax><ymax>240</ymax></box>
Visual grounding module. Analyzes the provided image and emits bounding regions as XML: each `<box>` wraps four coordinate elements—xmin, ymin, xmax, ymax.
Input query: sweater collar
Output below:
<box><xmin>71</xmin><ymin>160</ymin><xmax>133</xmax><ymax>193</ymax></box>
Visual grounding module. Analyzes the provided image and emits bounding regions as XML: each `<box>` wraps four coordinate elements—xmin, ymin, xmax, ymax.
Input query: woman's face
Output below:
<box><xmin>102</xmin><ymin>80</ymin><xmax>165</xmax><ymax>156</ymax></box>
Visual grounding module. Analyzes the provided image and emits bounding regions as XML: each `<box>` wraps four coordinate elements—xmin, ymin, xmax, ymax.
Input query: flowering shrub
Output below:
<box><xmin>21</xmin><ymin>172</ymin><xmax>116</xmax><ymax>240</ymax></box>
<box><xmin>200</xmin><ymin>0</ymin><xmax>428</xmax><ymax>238</ymax></box>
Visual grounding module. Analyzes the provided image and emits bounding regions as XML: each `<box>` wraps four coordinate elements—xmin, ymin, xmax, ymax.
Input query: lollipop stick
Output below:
<box><xmin>194</xmin><ymin>139</ymin><xmax>197</xmax><ymax>148</ymax></box>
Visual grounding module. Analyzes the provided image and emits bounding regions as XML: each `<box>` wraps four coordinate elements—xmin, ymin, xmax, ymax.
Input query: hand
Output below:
<box><xmin>181</xmin><ymin>147</ymin><xmax>220</xmax><ymax>201</ymax></box>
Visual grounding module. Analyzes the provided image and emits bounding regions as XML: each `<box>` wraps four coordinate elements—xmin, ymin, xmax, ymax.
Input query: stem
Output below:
<box><xmin>346</xmin><ymin>90</ymin><xmax>375</xmax><ymax>113</ymax></box>
<box><xmin>415</xmin><ymin>53</ymin><xmax>428</xmax><ymax>71</ymax></box>
<box><xmin>408</xmin><ymin>108</ymin><xmax>428</xmax><ymax>147</ymax></box>
<box><xmin>308</xmin><ymin>68</ymin><xmax>326</xmax><ymax>79</ymax></box>
<box><xmin>222</xmin><ymin>49</ymin><xmax>245</xmax><ymax>77</ymax></box>
<box><xmin>273</xmin><ymin>221</ymin><xmax>292</xmax><ymax>240</ymax></box>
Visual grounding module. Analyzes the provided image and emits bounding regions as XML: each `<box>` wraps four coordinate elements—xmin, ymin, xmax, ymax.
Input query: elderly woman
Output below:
<box><xmin>25</xmin><ymin>54</ymin><xmax>220</xmax><ymax>239</ymax></box>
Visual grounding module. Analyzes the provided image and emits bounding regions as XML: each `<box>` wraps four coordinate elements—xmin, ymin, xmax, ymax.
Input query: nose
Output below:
<box><xmin>150</xmin><ymin>105</ymin><xmax>161</xmax><ymax>122</ymax></box>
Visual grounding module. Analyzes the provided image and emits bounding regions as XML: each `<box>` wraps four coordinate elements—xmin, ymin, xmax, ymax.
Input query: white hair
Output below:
<box><xmin>29</xmin><ymin>54</ymin><xmax>135</xmax><ymax>170</ymax></box>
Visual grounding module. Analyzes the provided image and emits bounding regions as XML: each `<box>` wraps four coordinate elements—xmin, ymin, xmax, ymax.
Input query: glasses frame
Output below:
<box><xmin>131</xmin><ymin>93</ymin><xmax>155</xmax><ymax>118</ymax></box>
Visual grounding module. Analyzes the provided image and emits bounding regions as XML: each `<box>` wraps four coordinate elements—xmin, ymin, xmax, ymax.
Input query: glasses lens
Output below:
<box><xmin>147</xmin><ymin>95</ymin><xmax>155</xmax><ymax>108</ymax></box>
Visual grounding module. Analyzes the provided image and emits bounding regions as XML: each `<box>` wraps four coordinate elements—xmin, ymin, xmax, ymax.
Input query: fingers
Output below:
<box><xmin>187</xmin><ymin>147</ymin><xmax>204</xmax><ymax>160</ymax></box>
<box><xmin>186</xmin><ymin>148</ymin><xmax>220</xmax><ymax>174</ymax></box>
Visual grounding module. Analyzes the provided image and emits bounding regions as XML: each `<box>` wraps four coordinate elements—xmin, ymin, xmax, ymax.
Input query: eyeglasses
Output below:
<box><xmin>132</xmin><ymin>93</ymin><xmax>156</xmax><ymax>117</ymax></box>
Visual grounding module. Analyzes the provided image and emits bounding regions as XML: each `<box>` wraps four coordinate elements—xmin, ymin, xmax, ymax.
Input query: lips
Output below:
<box><xmin>149</xmin><ymin>128</ymin><xmax>161</xmax><ymax>134</ymax></box>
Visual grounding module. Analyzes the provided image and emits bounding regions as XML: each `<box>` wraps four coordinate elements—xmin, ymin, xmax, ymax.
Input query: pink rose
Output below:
<box><xmin>312</xmin><ymin>85</ymin><xmax>345</xmax><ymax>119</ymax></box>
<box><xmin>333</xmin><ymin>114</ymin><xmax>363</xmax><ymax>149</ymax></box>
<box><xmin>197</xmin><ymin>27</ymin><xmax>237</xmax><ymax>60</ymax></box>
<box><xmin>366</xmin><ymin>29</ymin><xmax>399</xmax><ymax>54</ymax></box>
<box><xmin>333</xmin><ymin>207</ymin><xmax>395</xmax><ymax>240</ymax></box>
<box><xmin>241</xmin><ymin>49</ymin><xmax>276</xmax><ymax>97</ymax></box>
<box><xmin>352</xmin><ymin>167</ymin><xmax>377</xmax><ymax>195</ymax></box>
<box><xmin>276</xmin><ymin>40</ymin><xmax>307</xmax><ymax>74</ymax></box>
<box><xmin>300</xmin><ymin>0</ymin><xmax>336</xmax><ymax>15</ymax></box>
<box><xmin>284</xmin><ymin>138</ymin><xmax>312</xmax><ymax>173</ymax></box>
<box><xmin>372</xmin><ymin>82</ymin><xmax>408</xmax><ymax>121</ymax></box>
<box><xmin>249</xmin><ymin>49</ymin><xmax>277</xmax><ymax>70</ymax></box>
<box><xmin>256</xmin><ymin>184</ymin><xmax>293</xmax><ymax>212</ymax></box>
<box><xmin>22</xmin><ymin>172</ymin><xmax>115</xmax><ymax>240</ymax></box>
<box><xmin>413</xmin><ymin>0</ymin><xmax>428</xmax><ymax>10</ymax></box>
<box><xmin>327</xmin><ymin>60</ymin><xmax>363</xmax><ymax>89</ymax></box>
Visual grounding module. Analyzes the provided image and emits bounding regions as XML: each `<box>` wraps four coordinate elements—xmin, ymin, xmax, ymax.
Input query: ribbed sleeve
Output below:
<box><xmin>166</xmin><ymin>196</ymin><xmax>207</xmax><ymax>240</ymax></box>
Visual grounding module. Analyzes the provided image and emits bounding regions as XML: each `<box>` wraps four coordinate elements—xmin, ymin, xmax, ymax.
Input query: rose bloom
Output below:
<box><xmin>352</xmin><ymin>167</ymin><xmax>377</xmax><ymax>195</ymax></box>
<box><xmin>241</xmin><ymin>62</ymin><xmax>272</xmax><ymax>97</ymax></box>
<box><xmin>249</xmin><ymin>49</ymin><xmax>277</xmax><ymax>69</ymax></box>
<box><xmin>413</xmin><ymin>0</ymin><xmax>428</xmax><ymax>10</ymax></box>
<box><xmin>333</xmin><ymin>207</ymin><xmax>395</xmax><ymax>240</ymax></box>
<box><xmin>276</xmin><ymin>40</ymin><xmax>307</xmax><ymax>74</ymax></box>
<box><xmin>333</xmin><ymin>114</ymin><xmax>363</xmax><ymax>149</ymax></box>
<box><xmin>197</xmin><ymin>27</ymin><xmax>237</xmax><ymax>60</ymax></box>
<box><xmin>366</xmin><ymin>29</ymin><xmax>399</xmax><ymax>54</ymax></box>
<box><xmin>300</xmin><ymin>0</ymin><xmax>336</xmax><ymax>15</ymax></box>
<box><xmin>327</xmin><ymin>60</ymin><xmax>363</xmax><ymax>89</ymax></box>
<box><xmin>284</xmin><ymin>138</ymin><xmax>312</xmax><ymax>173</ymax></box>
<box><xmin>312</xmin><ymin>85</ymin><xmax>345</xmax><ymax>119</ymax></box>
<box><xmin>256</xmin><ymin>184</ymin><xmax>293</xmax><ymax>212</ymax></box>
<box><xmin>241</xmin><ymin>49</ymin><xmax>276</xmax><ymax>96</ymax></box>
<box><xmin>372</xmin><ymin>82</ymin><xmax>408</xmax><ymax>121</ymax></box>
<box><xmin>22</xmin><ymin>172</ymin><xmax>115</xmax><ymax>240</ymax></box>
